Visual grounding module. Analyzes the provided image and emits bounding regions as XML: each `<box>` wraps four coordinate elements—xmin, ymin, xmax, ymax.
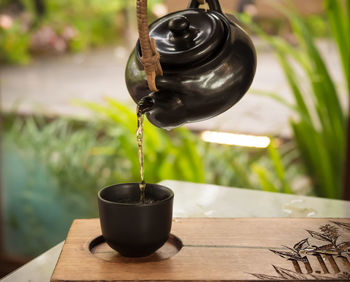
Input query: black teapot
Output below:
<box><xmin>125</xmin><ymin>0</ymin><xmax>256</xmax><ymax>129</ymax></box>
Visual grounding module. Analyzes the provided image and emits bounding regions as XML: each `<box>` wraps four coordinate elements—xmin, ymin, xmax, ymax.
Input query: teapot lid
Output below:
<box><xmin>146</xmin><ymin>9</ymin><xmax>226</xmax><ymax>67</ymax></box>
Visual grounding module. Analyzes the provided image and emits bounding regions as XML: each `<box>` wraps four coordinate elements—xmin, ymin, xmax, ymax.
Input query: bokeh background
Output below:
<box><xmin>0</xmin><ymin>0</ymin><xmax>349</xmax><ymax>277</ymax></box>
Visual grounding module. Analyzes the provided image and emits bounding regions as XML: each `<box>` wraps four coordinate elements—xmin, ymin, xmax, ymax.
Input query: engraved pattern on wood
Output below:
<box><xmin>254</xmin><ymin>220</ymin><xmax>350</xmax><ymax>280</ymax></box>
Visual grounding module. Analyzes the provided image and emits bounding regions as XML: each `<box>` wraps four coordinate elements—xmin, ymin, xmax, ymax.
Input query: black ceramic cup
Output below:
<box><xmin>98</xmin><ymin>183</ymin><xmax>174</xmax><ymax>257</ymax></box>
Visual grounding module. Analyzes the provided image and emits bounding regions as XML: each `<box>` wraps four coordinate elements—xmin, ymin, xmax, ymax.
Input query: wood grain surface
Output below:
<box><xmin>51</xmin><ymin>218</ymin><xmax>350</xmax><ymax>281</ymax></box>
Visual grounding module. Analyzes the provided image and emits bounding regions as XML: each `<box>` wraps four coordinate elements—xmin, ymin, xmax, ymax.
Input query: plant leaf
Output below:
<box><xmin>293</xmin><ymin>238</ymin><xmax>309</xmax><ymax>251</ymax></box>
<box><xmin>251</xmin><ymin>164</ymin><xmax>279</xmax><ymax>192</ymax></box>
<box><xmin>269</xmin><ymin>249</ymin><xmax>304</xmax><ymax>262</ymax></box>
<box><xmin>331</xmin><ymin>221</ymin><xmax>350</xmax><ymax>232</ymax></box>
<box><xmin>268</xmin><ymin>140</ymin><xmax>292</xmax><ymax>194</ymax></box>
<box><xmin>336</xmin><ymin>241</ymin><xmax>350</xmax><ymax>252</ymax></box>
<box><xmin>282</xmin><ymin>245</ymin><xmax>298</xmax><ymax>254</ymax></box>
<box><xmin>272</xmin><ymin>265</ymin><xmax>307</xmax><ymax>280</ymax></box>
<box><xmin>249</xmin><ymin>273</ymin><xmax>282</xmax><ymax>280</ymax></box>
<box><xmin>306</xmin><ymin>230</ymin><xmax>333</xmax><ymax>243</ymax></box>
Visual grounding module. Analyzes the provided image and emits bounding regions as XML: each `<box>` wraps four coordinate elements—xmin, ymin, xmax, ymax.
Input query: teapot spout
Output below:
<box><xmin>137</xmin><ymin>94</ymin><xmax>155</xmax><ymax>115</ymax></box>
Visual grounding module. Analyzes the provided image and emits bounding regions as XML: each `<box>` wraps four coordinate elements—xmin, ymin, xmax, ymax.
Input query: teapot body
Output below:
<box><xmin>125</xmin><ymin>8</ymin><xmax>256</xmax><ymax>129</ymax></box>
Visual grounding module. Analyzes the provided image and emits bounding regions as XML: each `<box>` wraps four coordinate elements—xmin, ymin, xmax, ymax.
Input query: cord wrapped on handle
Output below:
<box><xmin>136</xmin><ymin>0</ymin><xmax>163</xmax><ymax>92</ymax></box>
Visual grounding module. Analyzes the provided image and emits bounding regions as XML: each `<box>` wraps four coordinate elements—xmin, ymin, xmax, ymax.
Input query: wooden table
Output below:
<box><xmin>52</xmin><ymin>218</ymin><xmax>350</xmax><ymax>281</ymax></box>
<box><xmin>1</xmin><ymin>180</ymin><xmax>350</xmax><ymax>282</ymax></box>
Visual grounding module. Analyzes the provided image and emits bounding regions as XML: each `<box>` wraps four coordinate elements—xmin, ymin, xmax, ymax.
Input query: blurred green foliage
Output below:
<box><xmin>79</xmin><ymin>98</ymin><xmax>304</xmax><ymax>195</ymax></box>
<box><xmin>2</xmin><ymin>99</ymin><xmax>307</xmax><ymax>257</ymax></box>
<box><xmin>204</xmin><ymin>139</ymin><xmax>303</xmax><ymax>194</ymax></box>
<box><xmin>304</xmin><ymin>14</ymin><xmax>329</xmax><ymax>38</ymax></box>
<box><xmin>79</xmin><ymin>98</ymin><xmax>205</xmax><ymax>184</ymax></box>
<box><xmin>2</xmin><ymin>101</ymin><xmax>205</xmax><ymax>257</ymax></box>
<box><xmin>0</xmin><ymin>0</ymin><xmax>162</xmax><ymax>64</ymax></box>
<box><xmin>0</xmin><ymin>21</ymin><xmax>30</xmax><ymax>64</ymax></box>
<box><xmin>241</xmin><ymin>0</ymin><xmax>349</xmax><ymax>199</ymax></box>
<box><xmin>253</xmin><ymin>14</ymin><xmax>329</xmax><ymax>39</ymax></box>
<box><xmin>0</xmin><ymin>0</ymin><xmax>333</xmax><ymax>64</ymax></box>
<box><xmin>2</xmin><ymin>116</ymin><xmax>105</xmax><ymax>256</ymax></box>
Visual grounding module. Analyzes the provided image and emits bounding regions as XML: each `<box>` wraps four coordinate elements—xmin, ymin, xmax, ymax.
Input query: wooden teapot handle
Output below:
<box><xmin>187</xmin><ymin>0</ymin><xmax>223</xmax><ymax>13</ymax></box>
<box><xmin>136</xmin><ymin>0</ymin><xmax>163</xmax><ymax>92</ymax></box>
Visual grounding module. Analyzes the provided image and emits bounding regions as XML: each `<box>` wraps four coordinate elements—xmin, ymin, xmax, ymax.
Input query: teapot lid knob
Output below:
<box><xmin>168</xmin><ymin>16</ymin><xmax>190</xmax><ymax>36</ymax></box>
<box><xmin>147</xmin><ymin>10</ymin><xmax>226</xmax><ymax>66</ymax></box>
